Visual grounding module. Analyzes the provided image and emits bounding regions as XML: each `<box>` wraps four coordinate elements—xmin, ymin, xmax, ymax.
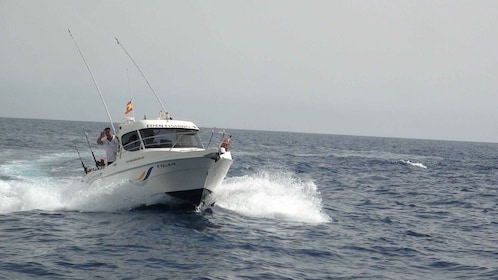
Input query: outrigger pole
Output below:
<box><xmin>115</xmin><ymin>37</ymin><xmax>168</xmax><ymax>118</ymax></box>
<box><xmin>68</xmin><ymin>29</ymin><xmax>116</xmax><ymax>133</ymax></box>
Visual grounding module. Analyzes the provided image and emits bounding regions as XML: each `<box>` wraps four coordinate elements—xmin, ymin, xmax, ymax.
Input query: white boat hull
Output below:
<box><xmin>84</xmin><ymin>148</ymin><xmax>232</xmax><ymax>208</ymax></box>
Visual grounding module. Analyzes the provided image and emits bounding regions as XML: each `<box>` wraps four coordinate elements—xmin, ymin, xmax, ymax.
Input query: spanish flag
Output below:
<box><xmin>124</xmin><ymin>100</ymin><xmax>133</xmax><ymax>114</ymax></box>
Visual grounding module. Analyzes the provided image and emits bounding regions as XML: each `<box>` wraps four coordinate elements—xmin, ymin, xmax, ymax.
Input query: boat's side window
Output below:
<box><xmin>122</xmin><ymin>131</ymin><xmax>141</xmax><ymax>151</ymax></box>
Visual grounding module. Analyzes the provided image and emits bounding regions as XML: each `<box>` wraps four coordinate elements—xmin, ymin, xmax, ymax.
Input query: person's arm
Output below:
<box><xmin>97</xmin><ymin>131</ymin><xmax>105</xmax><ymax>145</ymax></box>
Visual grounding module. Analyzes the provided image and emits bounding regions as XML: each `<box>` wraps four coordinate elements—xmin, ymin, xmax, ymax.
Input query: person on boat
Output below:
<box><xmin>97</xmin><ymin>127</ymin><xmax>118</xmax><ymax>165</ymax></box>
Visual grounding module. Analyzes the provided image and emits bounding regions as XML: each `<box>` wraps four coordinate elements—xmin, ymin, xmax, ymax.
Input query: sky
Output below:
<box><xmin>1</xmin><ymin>0</ymin><xmax>497</xmax><ymax>142</ymax></box>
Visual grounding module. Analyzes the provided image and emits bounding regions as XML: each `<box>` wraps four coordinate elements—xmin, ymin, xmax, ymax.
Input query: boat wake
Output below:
<box><xmin>0</xmin><ymin>170</ymin><xmax>331</xmax><ymax>225</ymax></box>
<box><xmin>0</xmin><ymin>177</ymin><xmax>173</xmax><ymax>214</ymax></box>
<box><xmin>0</xmin><ymin>153</ymin><xmax>180</xmax><ymax>214</ymax></box>
<box><xmin>214</xmin><ymin>171</ymin><xmax>331</xmax><ymax>224</ymax></box>
<box><xmin>1</xmin><ymin>155</ymin><xmax>330</xmax><ymax>224</ymax></box>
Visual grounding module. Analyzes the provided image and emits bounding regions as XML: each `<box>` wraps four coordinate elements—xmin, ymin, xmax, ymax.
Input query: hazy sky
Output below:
<box><xmin>1</xmin><ymin>1</ymin><xmax>497</xmax><ymax>142</ymax></box>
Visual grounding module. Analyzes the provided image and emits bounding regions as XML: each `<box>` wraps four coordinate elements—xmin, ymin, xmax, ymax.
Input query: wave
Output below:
<box><xmin>214</xmin><ymin>170</ymin><xmax>331</xmax><ymax>224</ymax></box>
<box><xmin>400</xmin><ymin>160</ymin><xmax>427</xmax><ymax>169</ymax></box>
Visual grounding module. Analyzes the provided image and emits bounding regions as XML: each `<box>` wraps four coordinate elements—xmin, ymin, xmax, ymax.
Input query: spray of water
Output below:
<box><xmin>214</xmin><ymin>170</ymin><xmax>331</xmax><ymax>224</ymax></box>
<box><xmin>1</xmin><ymin>155</ymin><xmax>331</xmax><ymax>224</ymax></box>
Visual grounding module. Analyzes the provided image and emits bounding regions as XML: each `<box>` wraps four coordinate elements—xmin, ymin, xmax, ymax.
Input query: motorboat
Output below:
<box><xmin>83</xmin><ymin>116</ymin><xmax>233</xmax><ymax>209</ymax></box>
<box><xmin>69</xmin><ymin>31</ymin><xmax>232</xmax><ymax>208</ymax></box>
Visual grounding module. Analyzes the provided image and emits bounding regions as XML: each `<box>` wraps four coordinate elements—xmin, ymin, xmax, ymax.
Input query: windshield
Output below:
<box><xmin>139</xmin><ymin>128</ymin><xmax>203</xmax><ymax>149</ymax></box>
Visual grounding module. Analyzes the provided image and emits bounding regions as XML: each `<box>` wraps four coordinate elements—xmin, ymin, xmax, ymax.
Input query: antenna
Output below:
<box><xmin>68</xmin><ymin>29</ymin><xmax>116</xmax><ymax>134</ymax></box>
<box><xmin>115</xmin><ymin>37</ymin><xmax>169</xmax><ymax>118</ymax></box>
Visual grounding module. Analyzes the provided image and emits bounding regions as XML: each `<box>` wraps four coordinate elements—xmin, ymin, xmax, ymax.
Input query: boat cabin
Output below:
<box><xmin>118</xmin><ymin>118</ymin><xmax>204</xmax><ymax>151</ymax></box>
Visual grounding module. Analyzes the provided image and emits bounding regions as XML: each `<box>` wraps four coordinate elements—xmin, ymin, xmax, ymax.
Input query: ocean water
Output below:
<box><xmin>0</xmin><ymin>117</ymin><xmax>497</xmax><ymax>279</ymax></box>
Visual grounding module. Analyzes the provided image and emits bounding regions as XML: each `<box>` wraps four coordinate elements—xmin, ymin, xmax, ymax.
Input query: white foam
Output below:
<box><xmin>401</xmin><ymin>160</ymin><xmax>427</xmax><ymax>169</ymax></box>
<box><xmin>1</xmin><ymin>154</ymin><xmax>331</xmax><ymax>222</ymax></box>
<box><xmin>214</xmin><ymin>171</ymin><xmax>331</xmax><ymax>224</ymax></box>
<box><xmin>0</xmin><ymin>178</ymin><xmax>69</xmax><ymax>213</ymax></box>
<box><xmin>0</xmin><ymin>176</ymin><xmax>178</xmax><ymax>214</ymax></box>
<box><xmin>0</xmin><ymin>154</ymin><xmax>79</xmax><ymax>213</ymax></box>
<box><xmin>0</xmin><ymin>152</ymin><xmax>161</xmax><ymax>213</ymax></box>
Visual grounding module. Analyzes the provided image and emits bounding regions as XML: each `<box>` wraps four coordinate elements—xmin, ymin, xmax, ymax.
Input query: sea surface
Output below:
<box><xmin>0</xmin><ymin>117</ymin><xmax>497</xmax><ymax>279</ymax></box>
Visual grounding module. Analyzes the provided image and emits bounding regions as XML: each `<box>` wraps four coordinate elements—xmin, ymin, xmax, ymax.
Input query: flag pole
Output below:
<box><xmin>126</xmin><ymin>68</ymin><xmax>135</xmax><ymax>119</ymax></box>
<box><xmin>68</xmin><ymin>29</ymin><xmax>116</xmax><ymax>134</ymax></box>
<box><xmin>115</xmin><ymin>37</ymin><xmax>168</xmax><ymax>119</ymax></box>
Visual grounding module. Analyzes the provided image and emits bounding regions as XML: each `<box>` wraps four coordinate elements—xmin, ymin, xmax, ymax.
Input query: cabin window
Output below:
<box><xmin>139</xmin><ymin>128</ymin><xmax>203</xmax><ymax>149</ymax></box>
<box><xmin>122</xmin><ymin>131</ymin><xmax>141</xmax><ymax>151</ymax></box>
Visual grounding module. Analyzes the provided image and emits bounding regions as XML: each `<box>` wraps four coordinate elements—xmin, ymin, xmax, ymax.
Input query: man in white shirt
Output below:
<box><xmin>97</xmin><ymin>127</ymin><xmax>118</xmax><ymax>165</ymax></box>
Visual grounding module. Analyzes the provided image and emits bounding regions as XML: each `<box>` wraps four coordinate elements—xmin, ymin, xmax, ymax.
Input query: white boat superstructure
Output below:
<box><xmin>84</xmin><ymin>116</ymin><xmax>232</xmax><ymax>208</ymax></box>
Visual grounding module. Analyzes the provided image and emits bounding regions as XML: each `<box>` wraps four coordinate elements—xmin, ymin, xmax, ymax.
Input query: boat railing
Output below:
<box><xmin>207</xmin><ymin>130</ymin><xmax>231</xmax><ymax>151</ymax></box>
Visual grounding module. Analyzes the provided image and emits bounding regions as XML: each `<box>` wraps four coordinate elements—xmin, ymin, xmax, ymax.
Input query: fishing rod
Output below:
<box><xmin>75</xmin><ymin>146</ymin><xmax>89</xmax><ymax>174</ymax></box>
<box><xmin>83</xmin><ymin>127</ymin><xmax>99</xmax><ymax>169</ymax></box>
<box><xmin>115</xmin><ymin>37</ymin><xmax>168</xmax><ymax>118</ymax></box>
<box><xmin>68</xmin><ymin>29</ymin><xmax>116</xmax><ymax>134</ymax></box>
